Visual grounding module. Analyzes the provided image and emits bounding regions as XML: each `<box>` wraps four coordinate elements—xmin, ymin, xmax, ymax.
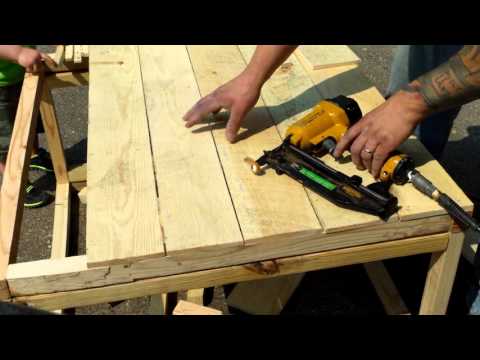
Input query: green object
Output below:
<box><xmin>0</xmin><ymin>46</ymin><xmax>35</xmax><ymax>87</ymax></box>
<box><xmin>299</xmin><ymin>166</ymin><xmax>336</xmax><ymax>191</ymax></box>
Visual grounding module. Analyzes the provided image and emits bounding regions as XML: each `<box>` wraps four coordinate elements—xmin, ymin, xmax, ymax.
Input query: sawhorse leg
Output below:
<box><xmin>420</xmin><ymin>227</ymin><xmax>464</xmax><ymax>314</ymax></box>
<box><xmin>39</xmin><ymin>78</ymin><xmax>72</xmax><ymax>314</ymax></box>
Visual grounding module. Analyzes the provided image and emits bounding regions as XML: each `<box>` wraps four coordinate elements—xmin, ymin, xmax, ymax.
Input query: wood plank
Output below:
<box><xmin>54</xmin><ymin>45</ymin><xmax>65</xmax><ymax>66</ymax></box>
<box><xmin>185</xmin><ymin>288</ymin><xmax>204</xmax><ymax>305</ymax></box>
<box><xmin>419</xmin><ymin>227</ymin><xmax>464</xmax><ymax>314</ymax></box>
<box><xmin>73</xmin><ymin>46</ymin><xmax>82</xmax><ymax>64</ymax></box>
<box><xmin>138</xmin><ymin>45</ymin><xmax>242</xmax><ymax>254</ymax></box>
<box><xmin>7</xmin><ymin>216</ymin><xmax>452</xmax><ymax>297</ymax></box>
<box><xmin>68</xmin><ymin>163</ymin><xmax>87</xmax><ymax>183</ymax></box>
<box><xmin>295</xmin><ymin>46</ymin><xmax>361</xmax><ymax>70</ymax></box>
<box><xmin>7</xmin><ymin>219</ymin><xmax>450</xmax><ymax>297</ymax></box>
<box><xmin>146</xmin><ymin>294</ymin><xmax>167</xmax><ymax>315</ymax></box>
<box><xmin>39</xmin><ymin>82</ymin><xmax>69</xmax><ymax>184</ymax></box>
<box><xmin>51</xmin><ymin>183</ymin><xmax>70</xmax><ymax>259</ymax></box>
<box><xmin>238</xmin><ymin>45</ymin><xmax>390</xmax><ymax>233</ymax></box>
<box><xmin>44</xmin><ymin>57</ymin><xmax>88</xmax><ymax>73</ymax></box>
<box><xmin>187</xmin><ymin>45</ymin><xmax>322</xmax><ymax>241</ymax></box>
<box><xmin>296</xmin><ymin>61</ymin><xmax>474</xmax><ymax>222</ymax></box>
<box><xmin>80</xmin><ymin>45</ymin><xmax>89</xmax><ymax>58</ymax></box>
<box><xmin>10</xmin><ymin>233</ymin><xmax>449</xmax><ymax>310</ymax></box>
<box><xmin>227</xmin><ymin>273</ymin><xmax>303</xmax><ymax>314</ymax></box>
<box><xmin>0</xmin><ymin>280</ymin><xmax>8</xmax><ymax>299</ymax></box>
<box><xmin>173</xmin><ymin>300</ymin><xmax>222</xmax><ymax>315</ymax></box>
<box><xmin>46</xmin><ymin>72</ymin><xmax>89</xmax><ymax>89</ymax></box>
<box><xmin>65</xmin><ymin>46</ymin><xmax>74</xmax><ymax>62</ymax></box>
<box><xmin>86</xmin><ymin>45</ymin><xmax>164</xmax><ymax>266</ymax></box>
<box><xmin>51</xmin><ymin>183</ymin><xmax>71</xmax><ymax>314</ymax></box>
<box><xmin>0</xmin><ymin>74</ymin><xmax>43</xmax><ymax>300</ymax></box>
<box><xmin>363</xmin><ymin>261</ymin><xmax>410</xmax><ymax>315</ymax></box>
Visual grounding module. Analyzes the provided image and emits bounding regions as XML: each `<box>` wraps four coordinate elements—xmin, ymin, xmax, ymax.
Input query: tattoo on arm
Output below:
<box><xmin>413</xmin><ymin>45</ymin><xmax>480</xmax><ymax>111</ymax></box>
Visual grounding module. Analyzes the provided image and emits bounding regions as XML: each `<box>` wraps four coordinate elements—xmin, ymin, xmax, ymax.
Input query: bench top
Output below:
<box><xmin>86</xmin><ymin>45</ymin><xmax>473</xmax><ymax>270</ymax></box>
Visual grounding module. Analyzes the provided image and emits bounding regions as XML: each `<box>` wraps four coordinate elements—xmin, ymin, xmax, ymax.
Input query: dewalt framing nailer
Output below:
<box><xmin>246</xmin><ymin>95</ymin><xmax>480</xmax><ymax>234</ymax></box>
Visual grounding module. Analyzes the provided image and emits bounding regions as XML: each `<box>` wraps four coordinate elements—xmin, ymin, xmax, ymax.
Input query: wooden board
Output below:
<box><xmin>0</xmin><ymin>74</ymin><xmax>43</xmax><ymax>299</ymax></box>
<box><xmin>138</xmin><ymin>45</ymin><xmax>242</xmax><ymax>255</ymax></box>
<box><xmin>73</xmin><ymin>46</ymin><xmax>82</xmax><ymax>64</ymax></box>
<box><xmin>46</xmin><ymin>72</ymin><xmax>89</xmax><ymax>89</ymax></box>
<box><xmin>10</xmin><ymin>233</ymin><xmax>449</xmax><ymax>310</ymax></box>
<box><xmin>187</xmin><ymin>45</ymin><xmax>322</xmax><ymax>241</ymax></box>
<box><xmin>227</xmin><ymin>274</ymin><xmax>303</xmax><ymax>314</ymax></box>
<box><xmin>420</xmin><ymin>228</ymin><xmax>464</xmax><ymax>314</ymax></box>
<box><xmin>173</xmin><ymin>300</ymin><xmax>222</xmax><ymax>315</ymax></box>
<box><xmin>185</xmin><ymin>288</ymin><xmax>204</xmax><ymax>305</ymax></box>
<box><xmin>64</xmin><ymin>46</ymin><xmax>73</xmax><ymax>63</ymax></box>
<box><xmin>54</xmin><ymin>45</ymin><xmax>65</xmax><ymax>66</ymax></box>
<box><xmin>86</xmin><ymin>46</ymin><xmax>164</xmax><ymax>266</ymax></box>
<box><xmin>51</xmin><ymin>183</ymin><xmax>70</xmax><ymax>259</ymax></box>
<box><xmin>295</xmin><ymin>45</ymin><xmax>361</xmax><ymax>70</ymax></box>
<box><xmin>7</xmin><ymin>216</ymin><xmax>451</xmax><ymax>297</ymax></box>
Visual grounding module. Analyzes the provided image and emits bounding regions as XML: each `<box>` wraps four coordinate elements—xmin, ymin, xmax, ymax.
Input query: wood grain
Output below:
<box><xmin>10</xmin><ymin>233</ymin><xmax>449</xmax><ymax>310</ymax></box>
<box><xmin>7</xmin><ymin>215</ymin><xmax>451</xmax><ymax>297</ymax></box>
<box><xmin>0</xmin><ymin>74</ymin><xmax>43</xmax><ymax>299</ymax></box>
<box><xmin>51</xmin><ymin>183</ymin><xmax>70</xmax><ymax>259</ymax></box>
<box><xmin>187</xmin><ymin>45</ymin><xmax>322</xmax><ymax>240</ymax></box>
<box><xmin>46</xmin><ymin>72</ymin><xmax>89</xmax><ymax>89</ymax></box>
<box><xmin>86</xmin><ymin>45</ymin><xmax>164</xmax><ymax>267</ymax></box>
<box><xmin>138</xmin><ymin>45</ymin><xmax>242</xmax><ymax>255</ymax></box>
<box><xmin>227</xmin><ymin>273</ymin><xmax>303</xmax><ymax>314</ymax></box>
<box><xmin>419</xmin><ymin>228</ymin><xmax>464</xmax><ymax>314</ymax></box>
<box><xmin>295</xmin><ymin>45</ymin><xmax>361</xmax><ymax>70</ymax></box>
<box><xmin>173</xmin><ymin>300</ymin><xmax>222</xmax><ymax>315</ymax></box>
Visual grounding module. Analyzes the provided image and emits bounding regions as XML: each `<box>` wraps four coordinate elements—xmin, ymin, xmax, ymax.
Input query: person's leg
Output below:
<box><xmin>386</xmin><ymin>45</ymin><xmax>464</xmax><ymax>159</ymax></box>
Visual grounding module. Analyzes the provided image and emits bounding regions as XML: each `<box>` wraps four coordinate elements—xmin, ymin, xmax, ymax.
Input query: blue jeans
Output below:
<box><xmin>386</xmin><ymin>45</ymin><xmax>464</xmax><ymax>159</ymax></box>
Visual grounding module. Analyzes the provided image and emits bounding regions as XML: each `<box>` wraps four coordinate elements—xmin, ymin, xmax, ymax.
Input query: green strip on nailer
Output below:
<box><xmin>299</xmin><ymin>167</ymin><xmax>336</xmax><ymax>191</ymax></box>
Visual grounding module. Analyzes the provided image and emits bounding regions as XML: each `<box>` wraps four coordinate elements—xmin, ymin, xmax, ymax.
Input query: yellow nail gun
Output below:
<box><xmin>246</xmin><ymin>95</ymin><xmax>399</xmax><ymax>220</ymax></box>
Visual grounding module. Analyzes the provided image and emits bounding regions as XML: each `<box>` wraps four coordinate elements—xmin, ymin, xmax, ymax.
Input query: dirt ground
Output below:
<box><xmin>5</xmin><ymin>45</ymin><xmax>480</xmax><ymax>315</ymax></box>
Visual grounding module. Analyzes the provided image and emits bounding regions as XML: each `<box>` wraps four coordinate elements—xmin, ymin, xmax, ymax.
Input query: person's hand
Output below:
<box><xmin>16</xmin><ymin>48</ymin><xmax>55</xmax><ymax>73</ymax></box>
<box><xmin>333</xmin><ymin>90</ymin><xmax>431</xmax><ymax>178</ymax></box>
<box><xmin>183</xmin><ymin>71</ymin><xmax>262</xmax><ymax>143</ymax></box>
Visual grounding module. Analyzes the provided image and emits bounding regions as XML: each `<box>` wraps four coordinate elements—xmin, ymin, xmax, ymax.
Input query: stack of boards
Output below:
<box><xmin>55</xmin><ymin>45</ymin><xmax>89</xmax><ymax>65</ymax></box>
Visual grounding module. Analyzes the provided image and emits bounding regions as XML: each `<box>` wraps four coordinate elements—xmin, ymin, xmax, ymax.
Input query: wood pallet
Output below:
<box><xmin>0</xmin><ymin>45</ymin><xmax>473</xmax><ymax>315</ymax></box>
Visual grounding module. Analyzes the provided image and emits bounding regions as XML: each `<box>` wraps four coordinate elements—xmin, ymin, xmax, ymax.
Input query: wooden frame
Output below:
<box><xmin>0</xmin><ymin>47</ymin><xmax>467</xmax><ymax>315</ymax></box>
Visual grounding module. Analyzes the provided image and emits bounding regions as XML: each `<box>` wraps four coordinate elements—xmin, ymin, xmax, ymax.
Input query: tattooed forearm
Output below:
<box><xmin>411</xmin><ymin>45</ymin><xmax>480</xmax><ymax>111</ymax></box>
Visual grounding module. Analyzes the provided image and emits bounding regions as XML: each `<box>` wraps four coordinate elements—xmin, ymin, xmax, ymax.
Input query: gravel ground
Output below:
<box><xmin>4</xmin><ymin>45</ymin><xmax>479</xmax><ymax>315</ymax></box>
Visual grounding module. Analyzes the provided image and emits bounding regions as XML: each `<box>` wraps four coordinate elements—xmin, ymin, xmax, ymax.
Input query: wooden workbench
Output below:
<box><xmin>0</xmin><ymin>46</ymin><xmax>474</xmax><ymax>314</ymax></box>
